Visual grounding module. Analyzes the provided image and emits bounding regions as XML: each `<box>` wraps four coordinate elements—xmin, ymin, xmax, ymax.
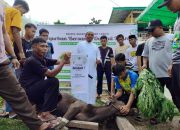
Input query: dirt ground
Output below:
<box><xmin>127</xmin><ymin>116</ymin><xmax>180</xmax><ymax>130</ymax></box>
<box><xmin>60</xmin><ymin>81</ymin><xmax>180</xmax><ymax>130</ymax></box>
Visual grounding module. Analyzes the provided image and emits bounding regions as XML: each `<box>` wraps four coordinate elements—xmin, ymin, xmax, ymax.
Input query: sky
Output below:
<box><xmin>5</xmin><ymin>0</ymin><xmax>153</xmax><ymax>24</ymax></box>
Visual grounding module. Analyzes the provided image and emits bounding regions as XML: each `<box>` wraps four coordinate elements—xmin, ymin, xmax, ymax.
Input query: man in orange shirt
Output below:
<box><xmin>0</xmin><ymin>4</ymin><xmax>51</xmax><ymax>130</ymax></box>
<box><xmin>5</xmin><ymin>0</ymin><xmax>29</xmax><ymax>59</ymax></box>
<box><xmin>3</xmin><ymin>0</ymin><xmax>30</xmax><ymax>118</ymax></box>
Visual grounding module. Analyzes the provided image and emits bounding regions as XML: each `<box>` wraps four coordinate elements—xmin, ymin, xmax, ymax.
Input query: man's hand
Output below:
<box><xmin>12</xmin><ymin>59</ymin><xmax>20</xmax><ymax>69</ymax></box>
<box><xmin>120</xmin><ymin>105</ymin><xmax>130</xmax><ymax>115</ymax></box>
<box><xmin>96</xmin><ymin>59</ymin><xmax>101</xmax><ymax>64</ymax></box>
<box><xmin>18</xmin><ymin>52</ymin><xmax>26</xmax><ymax>60</ymax></box>
<box><xmin>111</xmin><ymin>92</ymin><xmax>115</xmax><ymax>97</ymax></box>
<box><xmin>19</xmin><ymin>58</ymin><xmax>26</xmax><ymax>67</ymax></box>
<box><xmin>141</xmin><ymin>64</ymin><xmax>147</xmax><ymax>70</ymax></box>
<box><xmin>109</xmin><ymin>94</ymin><xmax>116</xmax><ymax>99</ymax></box>
<box><xmin>138</xmin><ymin>67</ymin><xmax>143</xmax><ymax>74</ymax></box>
<box><xmin>63</xmin><ymin>52</ymin><xmax>71</xmax><ymax>64</ymax></box>
<box><xmin>168</xmin><ymin>64</ymin><xmax>173</xmax><ymax>78</ymax></box>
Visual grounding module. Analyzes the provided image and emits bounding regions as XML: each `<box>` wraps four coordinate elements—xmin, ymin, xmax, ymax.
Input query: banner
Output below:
<box><xmin>71</xmin><ymin>54</ymin><xmax>89</xmax><ymax>102</ymax></box>
<box><xmin>37</xmin><ymin>24</ymin><xmax>137</xmax><ymax>81</ymax></box>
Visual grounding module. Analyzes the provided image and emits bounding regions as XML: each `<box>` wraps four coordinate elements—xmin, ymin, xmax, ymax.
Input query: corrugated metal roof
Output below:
<box><xmin>109</xmin><ymin>7</ymin><xmax>146</xmax><ymax>23</ymax></box>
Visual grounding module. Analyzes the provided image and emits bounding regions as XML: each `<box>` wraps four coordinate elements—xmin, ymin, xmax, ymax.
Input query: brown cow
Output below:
<box><xmin>51</xmin><ymin>93</ymin><xmax>125</xmax><ymax>129</ymax></box>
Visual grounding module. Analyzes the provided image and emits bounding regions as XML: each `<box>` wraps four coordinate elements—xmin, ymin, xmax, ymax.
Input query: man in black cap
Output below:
<box><xmin>158</xmin><ymin>0</ymin><xmax>180</xmax><ymax>111</ymax></box>
<box><xmin>158</xmin><ymin>0</ymin><xmax>180</xmax><ymax>13</ymax></box>
<box><xmin>142</xmin><ymin>20</ymin><xmax>175</xmax><ymax>100</ymax></box>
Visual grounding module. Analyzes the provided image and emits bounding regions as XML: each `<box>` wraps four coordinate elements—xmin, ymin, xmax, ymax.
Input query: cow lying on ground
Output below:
<box><xmin>51</xmin><ymin>93</ymin><xmax>125</xmax><ymax>129</ymax></box>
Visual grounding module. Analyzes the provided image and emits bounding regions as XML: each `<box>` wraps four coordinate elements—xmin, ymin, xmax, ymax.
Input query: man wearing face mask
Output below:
<box><xmin>158</xmin><ymin>0</ymin><xmax>180</xmax><ymax>111</ymax></box>
<box><xmin>76</xmin><ymin>30</ymin><xmax>101</xmax><ymax>104</ymax></box>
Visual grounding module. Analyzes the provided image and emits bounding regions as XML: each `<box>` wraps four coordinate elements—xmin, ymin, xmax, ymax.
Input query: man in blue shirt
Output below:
<box><xmin>113</xmin><ymin>64</ymin><xmax>138</xmax><ymax>115</ymax></box>
<box><xmin>111</xmin><ymin>53</ymin><xmax>133</xmax><ymax>95</ymax></box>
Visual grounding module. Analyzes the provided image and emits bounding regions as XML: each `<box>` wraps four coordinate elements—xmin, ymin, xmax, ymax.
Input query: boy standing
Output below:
<box><xmin>126</xmin><ymin>35</ymin><xmax>138</xmax><ymax>73</ymax></box>
<box><xmin>97</xmin><ymin>36</ymin><xmax>114</xmax><ymax>98</ymax></box>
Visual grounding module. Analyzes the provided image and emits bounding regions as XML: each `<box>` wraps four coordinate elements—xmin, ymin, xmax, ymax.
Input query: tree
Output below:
<box><xmin>54</xmin><ymin>20</ymin><xmax>65</xmax><ymax>25</ymax></box>
<box><xmin>89</xmin><ymin>17</ymin><xmax>102</xmax><ymax>24</ymax></box>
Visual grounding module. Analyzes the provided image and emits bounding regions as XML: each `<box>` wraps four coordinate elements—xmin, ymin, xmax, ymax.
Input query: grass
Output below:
<box><xmin>0</xmin><ymin>97</ymin><xmax>3</xmax><ymax>107</ymax></box>
<box><xmin>0</xmin><ymin>99</ymin><xmax>29</xmax><ymax>130</ymax></box>
<box><xmin>0</xmin><ymin>82</ymin><xmax>69</xmax><ymax>130</ymax></box>
<box><xmin>0</xmin><ymin>97</ymin><xmax>28</xmax><ymax>130</ymax></box>
<box><xmin>0</xmin><ymin>118</ymin><xmax>28</xmax><ymax>130</ymax></box>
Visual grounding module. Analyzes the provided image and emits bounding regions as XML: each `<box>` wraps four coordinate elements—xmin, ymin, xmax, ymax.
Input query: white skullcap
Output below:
<box><xmin>86</xmin><ymin>27</ymin><xmax>94</xmax><ymax>33</ymax></box>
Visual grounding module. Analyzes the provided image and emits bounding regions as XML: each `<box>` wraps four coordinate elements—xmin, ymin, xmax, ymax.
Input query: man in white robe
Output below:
<box><xmin>75</xmin><ymin>31</ymin><xmax>101</xmax><ymax>104</ymax></box>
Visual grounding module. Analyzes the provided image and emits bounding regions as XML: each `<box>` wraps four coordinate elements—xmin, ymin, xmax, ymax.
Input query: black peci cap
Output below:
<box><xmin>146</xmin><ymin>19</ymin><xmax>163</xmax><ymax>32</ymax></box>
<box><xmin>128</xmin><ymin>35</ymin><xmax>137</xmax><ymax>39</ymax></box>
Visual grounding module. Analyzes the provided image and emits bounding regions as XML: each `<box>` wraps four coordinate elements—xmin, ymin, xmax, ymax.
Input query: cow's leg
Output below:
<box><xmin>87</xmin><ymin>115</ymin><xmax>102</xmax><ymax>122</ymax></box>
<box><xmin>50</xmin><ymin>101</ymin><xmax>83</xmax><ymax>129</ymax></box>
<box><xmin>63</xmin><ymin>101</ymin><xmax>82</xmax><ymax>120</ymax></box>
<box><xmin>74</xmin><ymin>113</ymin><xmax>89</xmax><ymax>121</ymax></box>
<box><xmin>74</xmin><ymin>113</ymin><xmax>109</xmax><ymax>123</ymax></box>
<box><xmin>82</xmin><ymin>105</ymin><xmax>118</xmax><ymax>122</ymax></box>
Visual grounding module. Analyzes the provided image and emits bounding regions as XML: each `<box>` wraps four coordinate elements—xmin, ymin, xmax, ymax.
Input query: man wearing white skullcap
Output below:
<box><xmin>75</xmin><ymin>29</ymin><xmax>101</xmax><ymax>104</ymax></box>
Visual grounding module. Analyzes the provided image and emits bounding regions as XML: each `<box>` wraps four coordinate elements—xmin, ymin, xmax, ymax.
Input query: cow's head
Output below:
<box><xmin>106</xmin><ymin>95</ymin><xmax>125</xmax><ymax>114</ymax></box>
<box><xmin>107</xmin><ymin>96</ymin><xmax>138</xmax><ymax>116</ymax></box>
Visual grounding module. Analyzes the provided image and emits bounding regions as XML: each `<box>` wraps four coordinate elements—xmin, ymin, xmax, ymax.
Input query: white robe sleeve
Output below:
<box><xmin>96</xmin><ymin>46</ymin><xmax>101</xmax><ymax>61</ymax></box>
<box><xmin>75</xmin><ymin>43</ymin><xmax>81</xmax><ymax>54</ymax></box>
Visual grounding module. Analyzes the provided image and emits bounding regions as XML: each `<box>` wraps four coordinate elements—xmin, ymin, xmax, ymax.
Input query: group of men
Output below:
<box><xmin>96</xmin><ymin>32</ymin><xmax>141</xmax><ymax>114</ymax></box>
<box><xmin>0</xmin><ymin>0</ymin><xmax>71</xmax><ymax>130</ymax></box>
<box><xmin>96</xmin><ymin>0</ymin><xmax>180</xmax><ymax>117</ymax></box>
<box><xmin>97</xmin><ymin>34</ymin><xmax>136</xmax><ymax>96</ymax></box>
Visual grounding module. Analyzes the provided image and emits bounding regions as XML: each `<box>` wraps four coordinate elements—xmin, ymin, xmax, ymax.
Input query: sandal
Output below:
<box><xmin>150</xmin><ymin>118</ymin><xmax>159</xmax><ymax>125</ymax></box>
<box><xmin>0</xmin><ymin>109</ymin><xmax>9</xmax><ymax>117</ymax></box>
<box><xmin>96</xmin><ymin>95</ymin><xmax>101</xmax><ymax>99</ymax></box>
<box><xmin>50</xmin><ymin>117</ymin><xmax>69</xmax><ymax>130</ymax></box>
<box><xmin>134</xmin><ymin>115</ymin><xmax>145</xmax><ymax>122</ymax></box>
<box><xmin>9</xmin><ymin>112</ymin><xmax>17</xmax><ymax>119</ymax></box>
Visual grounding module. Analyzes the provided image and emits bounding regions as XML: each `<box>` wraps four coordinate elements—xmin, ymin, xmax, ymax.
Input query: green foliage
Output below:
<box><xmin>54</xmin><ymin>20</ymin><xmax>65</xmax><ymax>25</ymax></box>
<box><xmin>135</xmin><ymin>69</ymin><xmax>179</xmax><ymax>122</ymax></box>
<box><xmin>96</xmin><ymin>99</ymin><xmax>105</xmax><ymax>106</ymax></box>
<box><xmin>89</xmin><ymin>17</ymin><xmax>102</xmax><ymax>24</ymax></box>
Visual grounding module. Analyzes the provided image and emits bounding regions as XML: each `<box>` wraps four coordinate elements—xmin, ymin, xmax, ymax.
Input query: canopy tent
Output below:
<box><xmin>136</xmin><ymin>0</ymin><xmax>178</xmax><ymax>28</ymax></box>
